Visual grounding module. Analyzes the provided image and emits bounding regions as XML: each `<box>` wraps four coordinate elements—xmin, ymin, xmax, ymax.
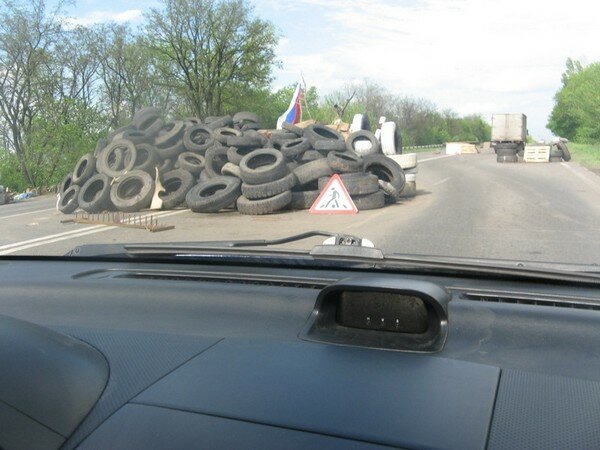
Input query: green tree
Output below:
<box><xmin>548</xmin><ymin>60</ymin><xmax>600</xmax><ymax>142</ymax></box>
<box><xmin>144</xmin><ymin>0</ymin><xmax>279</xmax><ymax>118</ymax></box>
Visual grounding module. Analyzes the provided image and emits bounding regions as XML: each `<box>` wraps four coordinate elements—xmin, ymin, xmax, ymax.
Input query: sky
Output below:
<box><xmin>59</xmin><ymin>0</ymin><xmax>600</xmax><ymax>140</ymax></box>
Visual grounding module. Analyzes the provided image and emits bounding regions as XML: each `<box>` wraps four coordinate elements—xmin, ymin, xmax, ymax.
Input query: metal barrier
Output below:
<box><xmin>403</xmin><ymin>144</ymin><xmax>445</xmax><ymax>150</ymax></box>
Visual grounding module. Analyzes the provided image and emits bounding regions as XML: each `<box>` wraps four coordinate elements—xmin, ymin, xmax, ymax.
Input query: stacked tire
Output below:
<box><xmin>549</xmin><ymin>142</ymin><xmax>572</xmax><ymax>162</ymax></box>
<box><xmin>495</xmin><ymin>143</ymin><xmax>519</xmax><ymax>163</ymax></box>
<box><xmin>58</xmin><ymin>109</ymin><xmax>261</xmax><ymax>215</ymax></box>
<box><xmin>387</xmin><ymin>153</ymin><xmax>418</xmax><ymax>198</ymax></box>
<box><xmin>58</xmin><ymin>112</ymin><xmax>408</xmax><ymax>215</ymax></box>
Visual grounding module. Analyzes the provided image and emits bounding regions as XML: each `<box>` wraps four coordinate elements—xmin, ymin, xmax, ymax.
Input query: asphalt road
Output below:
<box><xmin>2</xmin><ymin>150</ymin><xmax>600</xmax><ymax>265</ymax></box>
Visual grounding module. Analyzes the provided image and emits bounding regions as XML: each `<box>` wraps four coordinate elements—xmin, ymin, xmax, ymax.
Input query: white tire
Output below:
<box><xmin>353</xmin><ymin>140</ymin><xmax>374</xmax><ymax>155</ymax></box>
<box><xmin>350</xmin><ymin>114</ymin><xmax>363</xmax><ymax>133</ymax></box>
<box><xmin>350</xmin><ymin>113</ymin><xmax>370</xmax><ymax>133</ymax></box>
<box><xmin>380</xmin><ymin>122</ymin><xmax>397</xmax><ymax>155</ymax></box>
<box><xmin>387</xmin><ymin>153</ymin><xmax>417</xmax><ymax>169</ymax></box>
<box><xmin>400</xmin><ymin>180</ymin><xmax>416</xmax><ymax>197</ymax></box>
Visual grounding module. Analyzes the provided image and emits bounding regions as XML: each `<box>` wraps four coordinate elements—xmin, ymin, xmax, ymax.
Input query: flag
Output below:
<box><xmin>276</xmin><ymin>83</ymin><xmax>303</xmax><ymax>129</ymax></box>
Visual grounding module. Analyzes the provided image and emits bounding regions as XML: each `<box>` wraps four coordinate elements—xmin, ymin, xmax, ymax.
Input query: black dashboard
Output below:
<box><xmin>1</xmin><ymin>258</ymin><xmax>600</xmax><ymax>449</ymax></box>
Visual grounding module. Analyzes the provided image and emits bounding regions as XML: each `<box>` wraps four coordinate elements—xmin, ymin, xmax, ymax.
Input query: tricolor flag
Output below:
<box><xmin>276</xmin><ymin>83</ymin><xmax>303</xmax><ymax>129</ymax></box>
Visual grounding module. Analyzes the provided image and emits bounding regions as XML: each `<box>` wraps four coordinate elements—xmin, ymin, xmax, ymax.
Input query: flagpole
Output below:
<box><xmin>300</xmin><ymin>74</ymin><xmax>313</xmax><ymax>120</ymax></box>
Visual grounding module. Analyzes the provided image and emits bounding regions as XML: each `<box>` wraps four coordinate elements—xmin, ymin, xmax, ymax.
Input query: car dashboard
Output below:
<box><xmin>1</xmin><ymin>258</ymin><xmax>600</xmax><ymax>449</ymax></box>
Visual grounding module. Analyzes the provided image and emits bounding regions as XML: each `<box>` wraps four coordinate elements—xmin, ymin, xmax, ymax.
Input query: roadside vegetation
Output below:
<box><xmin>548</xmin><ymin>59</ymin><xmax>600</xmax><ymax>171</ymax></box>
<box><xmin>568</xmin><ymin>144</ymin><xmax>600</xmax><ymax>171</ymax></box>
<box><xmin>0</xmin><ymin>0</ymin><xmax>488</xmax><ymax>192</ymax></box>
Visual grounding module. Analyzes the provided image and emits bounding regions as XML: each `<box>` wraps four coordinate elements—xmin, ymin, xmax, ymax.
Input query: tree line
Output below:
<box><xmin>0</xmin><ymin>0</ymin><xmax>490</xmax><ymax>192</ymax></box>
<box><xmin>548</xmin><ymin>58</ymin><xmax>600</xmax><ymax>143</ymax></box>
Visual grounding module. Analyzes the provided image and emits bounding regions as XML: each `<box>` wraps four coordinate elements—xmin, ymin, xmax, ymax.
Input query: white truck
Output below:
<box><xmin>491</xmin><ymin>113</ymin><xmax>527</xmax><ymax>148</ymax></box>
<box><xmin>491</xmin><ymin>113</ymin><xmax>527</xmax><ymax>163</ymax></box>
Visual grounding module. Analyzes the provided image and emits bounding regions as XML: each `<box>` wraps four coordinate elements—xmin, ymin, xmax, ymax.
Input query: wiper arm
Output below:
<box><xmin>217</xmin><ymin>230</ymin><xmax>336</xmax><ymax>247</ymax></box>
<box><xmin>66</xmin><ymin>231</ymin><xmax>382</xmax><ymax>258</ymax></box>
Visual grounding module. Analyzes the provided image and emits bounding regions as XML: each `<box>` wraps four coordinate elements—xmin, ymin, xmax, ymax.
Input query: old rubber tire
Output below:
<box><xmin>58</xmin><ymin>185</ymin><xmax>80</xmax><ymax>214</ymax></box>
<box><xmin>387</xmin><ymin>153</ymin><xmax>417</xmax><ymax>169</ymax></box>
<box><xmin>347</xmin><ymin>130</ymin><xmax>381</xmax><ymax>156</ymax></box>
<box><xmin>72</xmin><ymin>153</ymin><xmax>97</xmax><ymax>186</ymax></box>
<box><xmin>78</xmin><ymin>174</ymin><xmax>112</xmax><ymax>213</ymax></box>
<box><xmin>227</xmin><ymin>134</ymin><xmax>264</xmax><ymax>148</ymax></box>
<box><xmin>242</xmin><ymin>172</ymin><xmax>297</xmax><ymax>199</ymax></box>
<box><xmin>378</xmin><ymin>180</ymin><xmax>401</xmax><ymax>203</ymax></box>
<box><xmin>159</xmin><ymin>169</ymin><xmax>194</xmax><ymax>210</ymax></box>
<box><xmin>132</xmin><ymin>144</ymin><xmax>159</xmax><ymax>174</ymax></box>
<box><xmin>495</xmin><ymin>143</ymin><xmax>519</xmax><ymax>151</ymax></box>
<box><xmin>237</xmin><ymin>190</ymin><xmax>292</xmax><ymax>215</ymax></box>
<box><xmin>380</xmin><ymin>122</ymin><xmax>402</xmax><ymax>155</ymax></box>
<box><xmin>293</xmin><ymin>158</ymin><xmax>333</xmax><ymax>185</ymax></box>
<box><xmin>133</xmin><ymin>107</ymin><xmax>161</xmax><ymax>129</ymax></box>
<box><xmin>497</xmin><ymin>147</ymin><xmax>518</xmax><ymax>157</ymax></box>
<box><xmin>400</xmin><ymin>180</ymin><xmax>417</xmax><ymax>198</ymax></box>
<box><xmin>98</xmin><ymin>139</ymin><xmax>136</xmax><ymax>178</ymax></box>
<box><xmin>289</xmin><ymin>190</ymin><xmax>320</xmax><ymax>210</ymax></box>
<box><xmin>204</xmin><ymin>145</ymin><xmax>230</xmax><ymax>178</ymax></box>
<box><xmin>213</xmin><ymin>127</ymin><xmax>242</xmax><ymax>145</ymax></box>
<box><xmin>155</xmin><ymin>121</ymin><xmax>185</xmax><ymax>148</ymax></box>
<box><xmin>94</xmin><ymin>138</ymin><xmax>108</xmax><ymax>158</ymax></box>
<box><xmin>205</xmin><ymin>115</ymin><xmax>233</xmax><ymax>130</ymax></box>
<box><xmin>282</xmin><ymin>121</ymin><xmax>303</xmax><ymax>136</ymax></box>
<box><xmin>183</xmin><ymin>125</ymin><xmax>214</xmax><ymax>154</ymax></box>
<box><xmin>280</xmin><ymin>138</ymin><xmax>311</xmax><ymax>159</ymax></box>
<box><xmin>327</xmin><ymin>151</ymin><xmax>363</xmax><ymax>173</ymax></box>
<box><xmin>158</xmin><ymin>159</ymin><xmax>174</xmax><ymax>175</ymax></box>
<box><xmin>221</xmin><ymin>162</ymin><xmax>241</xmax><ymax>178</ymax></box>
<box><xmin>304</xmin><ymin>124</ymin><xmax>344</xmax><ymax>146</ymax></box>
<box><xmin>352</xmin><ymin>191</ymin><xmax>385</xmax><ymax>211</ymax></box>
<box><xmin>112</xmin><ymin>129</ymin><xmax>152</xmax><ymax>145</ymax></box>
<box><xmin>110</xmin><ymin>170</ymin><xmax>155</xmax><ymax>212</ymax></box>
<box><xmin>60</xmin><ymin>172</ymin><xmax>73</xmax><ymax>193</ymax></box>
<box><xmin>497</xmin><ymin>155</ymin><xmax>519</xmax><ymax>163</ymax></box>
<box><xmin>300</xmin><ymin>150</ymin><xmax>325</xmax><ymax>162</ymax></box>
<box><xmin>318</xmin><ymin>172</ymin><xmax>379</xmax><ymax>196</ymax></box>
<box><xmin>186</xmin><ymin>176</ymin><xmax>241</xmax><ymax>213</ymax></box>
<box><xmin>557</xmin><ymin>141</ymin><xmax>571</xmax><ymax>161</ymax></box>
<box><xmin>363</xmin><ymin>154</ymin><xmax>405</xmax><ymax>194</ymax></box>
<box><xmin>350</xmin><ymin>113</ymin><xmax>370</xmax><ymax>132</ymax></box>
<box><xmin>155</xmin><ymin>138</ymin><xmax>185</xmax><ymax>160</ymax></box>
<box><xmin>177</xmin><ymin>152</ymin><xmax>205</xmax><ymax>175</ymax></box>
<box><xmin>314</xmin><ymin>139</ymin><xmax>347</xmax><ymax>152</ymax></box>
<box><xmin>239</xmin><ymin>148</ymin><xmax>288</xmax><ymax>185</ymax></box>
<box><xmin>233</xmin><ymin>111</ymin><xmax>260</xmax><ymax>125</ymax></box>
<box><xmin>227</xmin><ymin>146</ymin><xmax>256</xmax><ymax>165</ymax></box>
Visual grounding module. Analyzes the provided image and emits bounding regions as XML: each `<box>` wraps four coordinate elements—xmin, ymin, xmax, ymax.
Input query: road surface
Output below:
<box><xmin>2</xmin><ymin>150</ymin><xmax>600</xmax><ymax>265</ymax></box>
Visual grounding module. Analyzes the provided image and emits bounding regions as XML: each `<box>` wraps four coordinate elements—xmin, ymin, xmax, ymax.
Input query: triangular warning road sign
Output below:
<box><xmin>309</xmin><ymin>174</ymin><xmax>358</xmax><ymax>214</ymax></box>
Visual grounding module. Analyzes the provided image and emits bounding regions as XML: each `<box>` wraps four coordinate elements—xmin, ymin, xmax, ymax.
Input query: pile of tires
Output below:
<box><xmin>549</xmin><ymin>142</ymin><xmax>572</xmax><ymax>162</ymax></box>
<box><xmin>494</xmin><ymin>143</ymin><xmax>520</xmax><ymax>163</ymax></box>
<box><xmin>58</xmin><ymin>110</ymin><xmax>410</xmax><ymax>215</ymax></box>
<box><xmin>387</xmin><ymin>153</ymin><xmax>418</xmax><ymax>197</ymax></box>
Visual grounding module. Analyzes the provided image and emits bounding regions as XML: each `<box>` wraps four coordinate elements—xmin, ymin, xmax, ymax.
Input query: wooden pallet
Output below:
<box><xmin>524</xmin><ymin>145</ymin><xmax>550</xmax><ymax>163</ymax></box>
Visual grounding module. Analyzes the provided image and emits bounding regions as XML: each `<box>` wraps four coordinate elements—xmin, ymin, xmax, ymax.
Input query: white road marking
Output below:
<box><xmin>418</xmin><ymin>154</ymin><xmax>454</xmax><ymax>163</ymax></box>
<box><xmin>0</xmin><ymin>207</ymin><xmax>56</xmax><ymax>220</ymax></box>
<box><xmin>0</xmin><ymin>209</ymin><xmax>189</xmax><ymax>255</ymax></box>
<box><xmin>433</xmin><ymin>177</ymin><xmax>451</xmax><ymax>186</ymax></box>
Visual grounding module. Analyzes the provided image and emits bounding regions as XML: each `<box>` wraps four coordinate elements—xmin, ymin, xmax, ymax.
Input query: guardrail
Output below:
<box><xmin>403</xmin><ymin>144</ymin><xmax>445</xmax><ymax>150</ymax></box>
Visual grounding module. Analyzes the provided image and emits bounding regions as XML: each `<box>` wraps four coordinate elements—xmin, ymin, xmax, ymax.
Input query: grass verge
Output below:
<box><xmin>569</xmin><ymin>143</ymin><xmax>600</xmax><ymax>171</ymax></box>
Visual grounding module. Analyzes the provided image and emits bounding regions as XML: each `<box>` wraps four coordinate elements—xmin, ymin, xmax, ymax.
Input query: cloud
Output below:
<box><xmin>63</xmin><ymin>9</ymin><xmax>143</xmax><ymax>27</ymax></box>
<box><xmin>262</xmin><ymin>0</ymin><xmax>600</xmax><ymax>139</ymax></box>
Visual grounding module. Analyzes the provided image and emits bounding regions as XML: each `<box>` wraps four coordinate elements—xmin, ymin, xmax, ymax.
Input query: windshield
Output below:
<box><xmin>0</xmin><ymin>0</ymin><xmax>599</xmax><ymax>267</ymax></box>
